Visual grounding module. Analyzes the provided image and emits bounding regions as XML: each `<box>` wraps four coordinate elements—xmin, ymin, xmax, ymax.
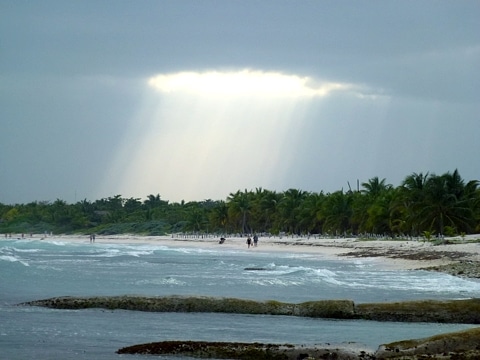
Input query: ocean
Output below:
<box><xmin>1</xmin><ymin>237</ymin><xmax>479</xmax><ymax>359</ymax></box>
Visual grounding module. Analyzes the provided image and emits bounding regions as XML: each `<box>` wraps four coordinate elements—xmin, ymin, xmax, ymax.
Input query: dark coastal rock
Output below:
<box><xmin>117</xmin><ymin>329</ymin><xmax>480</xmax><ymax>359</ymax></box>
<box><xmin>296</xmin><ymin>300</ymin><xmax>355</xmax><ymax>319</ymax></box>
<box><xmin>21</xmin><ymin>296</ymin><xmax>480</xmax><ymax>324</ymax></box>
<box><xmin>423</xmin><ymin>261</ymin><xmax>480</xmax><ymax>279</ymax></box>
<box><xmin>355</xmin><ymin>298</ymin><xmax>480</xmax><ymax>323</ymax></box>
<box><xmin>20</xmin><ymin>295</ymin><xmax>354</xmax><ymax>319</ymax></box>
<box><xmin>375</xmin><ymin>327</ymin><xmax>480</xmax><ymax>359</ymax></box>
<box><xmin>117</xmin><ymin>340</ymin><xmax>373</xmax><ymax>359</ymax></box>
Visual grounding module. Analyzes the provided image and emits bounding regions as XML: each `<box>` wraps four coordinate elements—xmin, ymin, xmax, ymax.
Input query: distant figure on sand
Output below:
<box><xmin>253</xmin><ymin>234</ymin><xmax>258</xmax><ymax>247</ymax></box>
<box><xmin>90</xmin><ymin>234</ymin><xmax>96</xmax><ymax>243</ymax></box>
<box><xmin>246</xmin><ymin>236</ymin><xmax>252</xmax><ymax>248</ymax></box>
<box><xmin>219</xmin><ymin>237</ymin><xmax>226</xmax><ymax>244</ymax></box>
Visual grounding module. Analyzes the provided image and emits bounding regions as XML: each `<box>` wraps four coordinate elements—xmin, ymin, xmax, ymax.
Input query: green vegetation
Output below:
<box><xmin>1</xmin><ymin>170</ymin><xmax>479</xmax><ymax>237</ymax></box>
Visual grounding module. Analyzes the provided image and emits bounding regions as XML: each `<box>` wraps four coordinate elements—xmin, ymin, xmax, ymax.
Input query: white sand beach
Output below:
<box><xmin>37</xmin><ymin>233</ymin><xmax>480</xmax><ymax>274</ymax></box>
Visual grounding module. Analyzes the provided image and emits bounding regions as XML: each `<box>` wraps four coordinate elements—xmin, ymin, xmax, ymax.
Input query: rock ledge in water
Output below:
<box><xmin>356</xmin><ymin>298</ymin><xmax>480</xmax><ymax>323</ymax></box>
<box><xmin>375</xmin><ymin>327</ymin><xmax>480</xmax><ymax>359</ymax></box>
<box><xmin>20</xmin><ymin>295</ymin><xmax>355</xmax><ymax>319</ymax></box>
<box><xmin>116</xmin><ymin>340</ymin><xmax>373</xmax><ymax>360</ymax></box>
<box><xmin>20</xmin><ymin>296</ymin><xmax>480</xmax><ymax>323</ymax></box>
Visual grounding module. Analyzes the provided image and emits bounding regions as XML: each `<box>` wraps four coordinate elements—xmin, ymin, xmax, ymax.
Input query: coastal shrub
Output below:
<box><xmin>91</xmin><ymin>221</ymin><xmax>169</xmax><ymax>235</ymax></box>
<box><xmin>422</xmin><ymin>230</ymin><xmax>433</xmax><ymax>242</ymax></box>
<box><xmin>171</xmin><ymin>220</ymin><xmax>189</xmax><ymax>232</ymax></box>
<box><xmin>444</xmin><ymin>226</ymin><xmax>456</xmax><ymax>237</ymax></box>
<box><xmin>0</xmin><ymin>221</ymin><xmax>53</xmax><ymax>235</ymax></box>
<box><xmin>133</xmin><ymin>220</ymin><xmax>169</xmax><ymax>235</ymax></box>
<box><xmin>93</xmin><ymin>223</ymin><xmax>130</xmax><ymax>235</ymax></box>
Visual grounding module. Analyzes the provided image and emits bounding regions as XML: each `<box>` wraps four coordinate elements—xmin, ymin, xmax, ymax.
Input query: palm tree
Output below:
<box><xmin>49</xmin><ymin>199</ymin><xmax>74</xmax><ymax>230</ymax></box>
<box><xmin>420</xmin><ymin>171</ymin><xmax>475</xmax><ymax>235</ymax></box>
<box><xmin>350</xmin><ymin>191</ymin><xmax>370</xmax><ymax>234</ymax></box>
<box><xmin>395</xmin><ymin>172</ymin><xmax>429</xmax><ymax>236</ymax></box>
<box><xmin>279</xmin><ymin>189</ymin><xmax>308</xmax><ymax>234</ymax></box>
<box><xmin>366</xmin><ymin>189</ymin><xmax>396</xmax><ymax>235</ymax></box>
<box><xmin>186</xmin><ymin>205</ymin><xmax>207</xmax><ymax>233</ymax></box>
<box><xmin>227</xmin><ymin>190</ymin><xmax>252</xmax><ymax>234</ymax></box>
<box><xmin>143</xmin><ymin>194</ymin><xmax>167</xmax><ymax>209</ymax></box>
<box><xmin>321</xmin><ymin>190</ymin><xmax>353</xmax><ymax>235</ymax></box>
<box><xmin>361</xmin><ymin>177</ymin><xmax>392</xmax><ymax>199</ymax></box>
<box><xmin>209</xmin><ymin>200</ymin><xmax>229</xmax><ymax>233</ymax></box>
<box><xmin>298</xmin><ymin>192</ymin><xmax>325</xmax><ymax>234</ymax></box>
<box><xmin>255</xmin><ymin>188</ymin><xmax>281</xmax><ymax>233</ymax></box>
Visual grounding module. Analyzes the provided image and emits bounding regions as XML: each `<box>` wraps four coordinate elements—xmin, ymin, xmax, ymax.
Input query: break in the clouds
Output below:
<box><xmin>101</xmin><ymin>70</ymin><xmax>365</xmax><ymax>202</ymax></box>
<box><xmin>148</xmin><ymin>70</ymin><xmax>354</xmax><ymax>98</ymax></box>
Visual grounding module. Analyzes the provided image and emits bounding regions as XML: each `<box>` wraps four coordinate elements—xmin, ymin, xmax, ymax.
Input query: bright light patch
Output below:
<box><xmin>148</xmin><ymin>70</ymin><xmax>351</xmax><ymax>98</ymax></box>
<box><xmin>100</xmin><ymin>69</ymin><xmax>362</xmax><ymax>202</ymax></box>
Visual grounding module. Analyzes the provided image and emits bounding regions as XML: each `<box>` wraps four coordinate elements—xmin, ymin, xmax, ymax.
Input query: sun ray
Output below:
<box><xmin>101</xmin><ymin>70</ymin><xmax>357</xmax><ymax>202</ymax></box>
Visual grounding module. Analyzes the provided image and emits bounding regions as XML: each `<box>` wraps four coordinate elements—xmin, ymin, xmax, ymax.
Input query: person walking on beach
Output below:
<box><xmin>253</xmin><ymin>234</ymin><xmax>258</xmax><ymax>247</ymax></box>
<box><xmin>246</xmin><ymin>236</ymin><xmax>252</xmax><ymax>248</ymax></box>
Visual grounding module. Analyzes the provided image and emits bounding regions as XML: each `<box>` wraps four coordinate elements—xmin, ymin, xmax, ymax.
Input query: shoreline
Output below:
<box><xmin>23</xmin><ymin>233</ymin><xmax>480</xmax><ymax>278</ymax></box>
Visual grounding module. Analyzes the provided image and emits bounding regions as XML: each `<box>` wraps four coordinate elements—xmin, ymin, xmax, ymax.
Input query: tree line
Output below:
<box><xmin>1</xmin><ymin>169</ymin><xmax>479</xmax><ymax>238</ymax></box>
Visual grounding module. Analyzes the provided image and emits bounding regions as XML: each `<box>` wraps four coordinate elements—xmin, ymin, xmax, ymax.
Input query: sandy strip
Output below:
<box><xmin>31</xmin><ymin>233</ymin><xmax>480</xmax><ymax>273</ymax></box>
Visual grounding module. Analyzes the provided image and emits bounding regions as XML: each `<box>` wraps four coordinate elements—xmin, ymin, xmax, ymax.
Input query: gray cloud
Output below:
<box><xmin>1</xmin><ymin>1</ymin><xmax>478</xmax><ymax>204</ymax></box>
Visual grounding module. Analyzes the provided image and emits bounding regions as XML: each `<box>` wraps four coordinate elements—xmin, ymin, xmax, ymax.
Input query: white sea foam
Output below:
<box><xmin>9</xmin><ymin>248</ymin><xmax>41</xmax><ymax>253</ymax></box>
<box><xmin>310</xmin><ymin>268</ymin><xmax>337</xmax><ymax>277</ymax></box>
<box><xmin>333</xmin><ymin>269</ymin><xmax>480</xmax><ymax>296</ymax></box>
<box><xmin>250</xmin><ymin>278</ymin><xmax>305</xmax><ymax>287</ymax></box>
<box><xmin>0</xmin><ymin>255</ymin><xmax>29</xmax><ymax>266</ymax></box>
<box><xmin>171</xmin><ymin>246</ymin><xmax>221</xmax><ymax>255</ymax></box>
<box><xmin>87</xmin><ymin>246</ymin><xmax>155</xmax><ymax>258</ymax></box>
<box><xmin>135</xmin><ymin>277</ymin><xmax>187</xmax><ymax>286</ymax></box>
<box><xmin>49</xmin><ymin>241</ymin><xmax>68</xmax><ymax>246</ymax></box>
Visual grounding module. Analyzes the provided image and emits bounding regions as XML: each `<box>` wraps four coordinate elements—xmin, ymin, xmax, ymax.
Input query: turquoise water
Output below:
<box><xmin>1</xmin><ymin>237</ymin><xmax>479</xmax><ymax>359</ymax></box>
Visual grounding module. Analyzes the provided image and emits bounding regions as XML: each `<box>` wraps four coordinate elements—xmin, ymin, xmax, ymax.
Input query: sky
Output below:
<box><xmin>1</xmin><ymin>1</ymin><xmax>479</xmax><ymax>205</ymax></box>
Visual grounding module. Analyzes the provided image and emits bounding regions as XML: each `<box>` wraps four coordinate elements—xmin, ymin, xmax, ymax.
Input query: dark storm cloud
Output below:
<box><xmin>0</xmin><ymin>1</ymin><xmax>478</xmax><ymax>203</ymax></box>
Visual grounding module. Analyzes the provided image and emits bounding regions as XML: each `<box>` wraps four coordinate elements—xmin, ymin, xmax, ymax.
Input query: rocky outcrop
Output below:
<box><xmin>116</xmin><ymin>328</ymin><xmax>480</xmax><ymax>360</ymax></box>
<box><xmin>21</xmin><ymin>296</ymin><xmax>480</xmax><ymax>324</ymax></box>
<box><xmin>375</xmin><ymin>327</ymin><xmax>480</xmax><ymax>359</ymax></box>
<box><xmin>21</xmin><ymin>295</ymin><xmax>355</xmax><ymax>319</ymax></box>
<box><xmin>356</xmin><ymin>298</ymin><xmax>480</xmax><ymax>323</ymax></box>
<box><xmin>423</xmin><ymin>261</ymin><xmax>480</xmax><ymax>279</ymax></box>
<box><xmin>117</xmin><ymin>340</ymin><xmax>374</xmax><ymax>359</ymax></box>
